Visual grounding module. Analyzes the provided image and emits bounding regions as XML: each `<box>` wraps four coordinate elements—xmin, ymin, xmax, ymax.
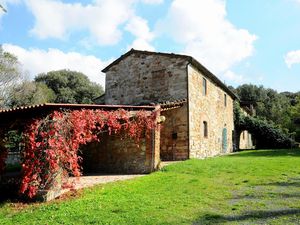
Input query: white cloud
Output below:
<box><xmin>125</xmin><ymin>16</ymin><xmax>155</xmax><ymax>51</ymax></box>
<box><xmin>126</xmin><ymin>16</ymin><xmax>154</xmax><ymax>41</ymax></box>
<box><xmin>157</xmin><ymin>0</ymin><xmax>257</xmax><ymax>74</ymax></box>
<box><xmin>24</xmin><ymin>0</ymin><xmax>160</xmax><ymax>47</ymax></box>
<box><xmin>128</xmin><ymin>38</ymin><xmax>155</xmax><ymax>51</ymax></box>
<box><xmin>222</xmin><ymin>70</ymin><xmax>244</xmax><ymax>83</ymax></box>
<box><xmin>285</xmin><ymin>50</ymin><xmax>300</xmax><ymax>68</ymax></box>
<box><xmin>2</xmin><ymin>44</ymin><xmax>108</xmax><ymax>88</ymax></box>
<box><xmin>25</xmin><ymin>0</ymin><xmax>135</xmax><ymax>45</ymax></box>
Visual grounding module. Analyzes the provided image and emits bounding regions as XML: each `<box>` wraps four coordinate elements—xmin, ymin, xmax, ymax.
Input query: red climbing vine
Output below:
<box><xmin>19</xmin><ymin>109</ymin><xmax>158</xmax><ymax>198</ymax></box>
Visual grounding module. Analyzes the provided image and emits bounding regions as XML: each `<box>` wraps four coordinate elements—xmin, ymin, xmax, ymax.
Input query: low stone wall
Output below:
<box><xmin>160</xmin><ymin>105</ymin><xmax>189</xmax><ymax>160</ymax></box>
<box><xmin>239</xmin><ymin>130</ymin><xmax>254</xmax><ymax>149</ymax></box>
<box><xmin>35</xmin><ymin>169</ymin><xmax>63</xmax><ymax>202</ymax></box>
<box><xmin>81</xmin><ymin>129</ymin><xmax>160</xmax><ymax>174</ymax></box>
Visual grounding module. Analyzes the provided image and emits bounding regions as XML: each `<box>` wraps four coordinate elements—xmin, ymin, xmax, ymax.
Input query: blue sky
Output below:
<box><xmin>1</xmin><ymin>0</ymin><xmax>300</xmax><ymax>92</ymax></box>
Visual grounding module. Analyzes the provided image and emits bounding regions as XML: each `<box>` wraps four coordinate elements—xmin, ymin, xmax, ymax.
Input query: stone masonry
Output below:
<box><xmin>239</xmin><ymin>108</ymin><xmax>254</xmax><ymax>150</ymax></box>
<box><xmin>81</xmin><ymin>111</ymin><xmax>161</xmax><ymax>174</ymax></box>
<box><xmin>160</xmin><ymin>103</ymin><xmax>189</xmax><ymax>160</ymax></box>
<box><xmin>188</xmin><ymin>64</ymin><xmax>234</xmax><ymax>157</ymax></box>
<box><xmin>104</xmin><ymin>52</ymin><xmax>189</xmax><ymax>105</ymax></box>
<box><xmin>239</xmin><ymin>130</ymin><xmax>254</xmax><ymax>150</ymax></box>
<box><xmin>102</xmin><ymin>49</ymin><xmax>237</xmax><ymax>160</ymax></box>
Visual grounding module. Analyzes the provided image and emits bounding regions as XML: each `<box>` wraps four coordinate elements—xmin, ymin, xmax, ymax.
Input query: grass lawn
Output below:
<box><xmin>1</xmin><ymin>149</ymin><xmax>300</xmax><ymax>224</ymax></box>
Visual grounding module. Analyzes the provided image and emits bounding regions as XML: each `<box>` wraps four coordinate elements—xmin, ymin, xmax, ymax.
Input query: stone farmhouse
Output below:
<box><xmin>0</xmin><ymin>49</ymin><xmax>255</xmax><ymax>201</ymax></box>
<box><xmin>98</xmin><ymin>49</ymin><xmax>252</xmax><ymax>161</ymax></box>
<box><xmin>0</xmin><ymin>49</ymin><xmax>254</xmax><ymax>177</ymax></box>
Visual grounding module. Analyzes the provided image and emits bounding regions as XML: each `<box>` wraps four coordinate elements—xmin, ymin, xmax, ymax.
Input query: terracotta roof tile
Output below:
<box><xmin>160</xmin><ymin>99</ymin><xmax>187</xmax><ymax>111</ymax></box>
<box><xmin>0</xmin><ymin>103</ymin><xmax>157</xmax><ymax>115</ymax></box>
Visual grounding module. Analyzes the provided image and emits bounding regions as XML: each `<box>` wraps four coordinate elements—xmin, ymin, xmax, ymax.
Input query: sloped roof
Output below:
<box><xmin>160</xmin><ymin>99</ymin><xmax>187</xmax><ymax>111</ymax></box>
<box><xmin>0</xmin><ymin>101</ymin><xmax>188</xmax><ymax>116</ymax></box>
<box><xmin>0</xmin><ymin>100</ymin><xmax>188</xmax><ymax>121</ymax></box>
<box><xmin>0</xmin><ymin>103</ymin><xmax>157</xmax><ymax>115</ymax></box>
<box><xmin>102</xmin><ymin>49</ymin><xmax>238</xmax><ymax>100</ymax></box>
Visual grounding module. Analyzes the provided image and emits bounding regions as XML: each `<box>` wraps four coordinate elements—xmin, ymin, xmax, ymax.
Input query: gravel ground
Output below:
<box><xmin>68</xmin><ymin>161</ymin><xmax>180</xmax><ymax>190</ymax></box>
<box><xmin>69</xmin><ymin>174</ymin><xmax>145</xmax><ymax>190</ymax></box>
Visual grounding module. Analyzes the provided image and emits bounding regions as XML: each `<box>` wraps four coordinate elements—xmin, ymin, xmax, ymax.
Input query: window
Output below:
<box><xmin>224</xmin><ymin>94</ymin><xmax>227</xmax><ymax>107</ymax></box>
<box><xmin>203</xmin><ymin>121</ymin><xmax>208</xmax><ymax>138</ymax></box>
<box><xmin>202</xmin><ymin>78</ymin><xmax>207</xmax><ymax>96</ymax></box>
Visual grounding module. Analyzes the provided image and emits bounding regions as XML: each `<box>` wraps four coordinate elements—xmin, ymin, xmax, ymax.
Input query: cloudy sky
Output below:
<box><xmin>1</xmin><ymin>0</ymin><xmax>300</xmax><ymax>92</ymax></box>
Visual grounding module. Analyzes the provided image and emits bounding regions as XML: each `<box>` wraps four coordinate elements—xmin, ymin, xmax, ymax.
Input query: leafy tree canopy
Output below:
<box><xmin>233</xmin><ymin>84</ymin><xmax>296</xmax><ymax>140</ymax></box>
<box><xmin>35</xmin><ymin>69</ymin><xmax>104</xmax><ymax>104</ymax></box>
<box><xmin>290</xmin><ymin>96</ymin><xmax>300</xmax><ymax>141</ymax></box>
<box><xmin>8</xmin><ymin>81</ymin><xmax>56</xmax><ymax>108</ymax></box>
<box><xmin>234</xmin><ymin>102</ymin><xmax>296</xmax><ymax>149</ymax></box>
<box><xmin>0</xmin><ymin>46</ymin><xmax>23</xmax><ymax>108</ymax></box>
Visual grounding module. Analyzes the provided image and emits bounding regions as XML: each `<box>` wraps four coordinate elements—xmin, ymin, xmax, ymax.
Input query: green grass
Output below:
<box><xmin>1</xmin><ymin>149</ymin><xmax>300</xmax><ymax>224</ymax></box>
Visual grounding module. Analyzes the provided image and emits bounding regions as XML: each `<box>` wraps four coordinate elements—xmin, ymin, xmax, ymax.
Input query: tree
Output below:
<box><xmin>235</xmin><ymin>84</ymin><xmax>292</xmax><ymax>132</ymax></box>
<box><xmin>8</xmin><ymin>81</ymin><xmax>56</xmax><ymax>108</ymax></box>
<box><xmin>0</xmin><ymin>46</ymin><xmax>23</xmax><ymax>108</ymax></box>
<box><xmin>35</xmin><ymin>70</ymin><xmax>104</xmax><ymax>104</ymax></box>
<box><xmin>290</xmin><ymin>96</ymin><xmax>300</xmax><ymax>142</ymax></box>
<box><xmin>234</xmin><ymin>102</ymin><xmax>296</xmax><ymax>150</ymax></box>
<box><xmin>281</xmin><ymin>91</ymin><xmax>300</xmax><ymax>106</ymax></box>
<box><xmin>235</xmin><ymin>84</ymin><xmax>267</xmax><ymax>103</ymax></box>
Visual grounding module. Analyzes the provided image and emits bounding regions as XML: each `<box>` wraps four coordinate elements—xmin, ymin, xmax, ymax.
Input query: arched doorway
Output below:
<box><xmin>239</xmin><ymin>130</ymin><xmax>254</xmax><ymax>150</ymax></box>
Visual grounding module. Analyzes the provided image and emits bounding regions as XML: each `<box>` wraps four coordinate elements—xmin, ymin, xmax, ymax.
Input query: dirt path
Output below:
<box><xmin>68</xmin><ymin>161</ymin><xmax>180</xmax><ymax>190</ymax></box>
<box><xmin>69</xmin><ymin>174</ymin><xmax>145</xmax><ymax>190</ymax></box>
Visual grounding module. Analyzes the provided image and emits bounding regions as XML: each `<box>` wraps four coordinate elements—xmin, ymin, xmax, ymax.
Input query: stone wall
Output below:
<box><xmin>103</xmin><ymin>51</ymin><xmax>237</xmax><ymax>160</ymax></box>
<box><xmin>81</xmin><ymin>128</ymin><xmax>160</xmax><ymax>174</ymax></box>
<box><xmin>188</xmin><ymin>64</ymin><xmax>234</xmax><ymax>158</ymax></box>
<box><xmin>239</xmin><ymin>108</ymin><xmax>255</xmax><ymax>150</ymax></box>
<box><xmin>239</xmin><ymin>107</ymin><xmax>255</xmax><ymax>149</ymax></box>
<box><xmin>160</xmin><ymin>104</ymin><xmax>189</xmax><ymax>160</ymax></box>
<box><xmin>239</xmin><ymin>130</ymin><xmax>254</xmax><ymax>149</ymax></box>
<box><xmin>105</xmin><ymin>53</ymin><xmax>189</xmax><ymax>105</ymax></box>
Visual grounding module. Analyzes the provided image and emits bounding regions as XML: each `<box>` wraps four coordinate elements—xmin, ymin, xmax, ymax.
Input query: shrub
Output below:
<box><xmin>234</xmin><ymin>102</ymin><xmax>296</xmax><ymax>149</ymax></box>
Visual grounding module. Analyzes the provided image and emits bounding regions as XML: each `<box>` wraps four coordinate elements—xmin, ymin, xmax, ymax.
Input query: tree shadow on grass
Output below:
<box><xmin>194</xmin><ymin>209</ymin><xmax>300</xmax><ymax>224</ymax></box>
<box><xmin>232</xmin><ymin>192</ymin><xmax>300</xmax><ymax>200</ymax></box>
<box><xmin>228</xmin><ymin>149</ymin><xmax>300</xmax><ymax>158</ymax></box>
<box><xmin>194</xmin><ymin>171</ymin><xmax>300</xmax><ymax>224</ymax></box>
<box><xmin>260</xmin><ymin>177</ymin><xmax>300</xmax><ymax>188</ymax></box>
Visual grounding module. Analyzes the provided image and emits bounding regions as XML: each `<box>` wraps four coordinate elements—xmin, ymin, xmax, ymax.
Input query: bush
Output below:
<box><xmin>234</xmin><ymin>102</ymin><xmax>296</xmax><ymax>149</ymax></box>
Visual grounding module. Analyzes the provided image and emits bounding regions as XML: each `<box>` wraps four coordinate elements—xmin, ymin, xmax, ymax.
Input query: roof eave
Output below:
<box><xmin>0</xmin><ymin>103</ymin><xmax>158</xmax><ymax>115</ymax></box>
<box><xmin>102</xmin><ymin>49</ymin><xmax>136</xmax><ymax>73</ymax></box>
